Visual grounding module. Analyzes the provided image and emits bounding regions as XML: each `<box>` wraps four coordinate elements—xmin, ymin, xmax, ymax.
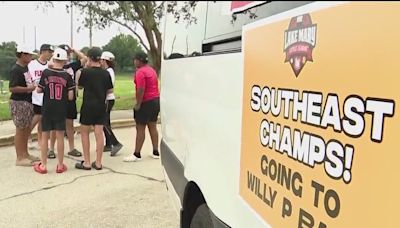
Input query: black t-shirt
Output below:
<box><xmin>63</xmin><ymin>61</ymin><xmax>82</xmax><ymax>101</ymax></box>
<box><xmin>38</xmin><ymin>68</ymin><xmax>75</xmax><ymax>120</ymax></box>
<box><xmin>79</xmin><ymin>67</ymin><xmax>113</xmax><ymax>112</ymax></box>
<box><xmin>9</xmin><ymin>64</ymin><xmax>32</xmax><ymax>102</ymax></box>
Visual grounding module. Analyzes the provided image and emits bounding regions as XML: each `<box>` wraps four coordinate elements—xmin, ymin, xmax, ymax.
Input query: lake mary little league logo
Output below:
<box><xmin>284</xmin><ymin>14</ymin><xmax>317</xmax><ymax>77</ymax></box>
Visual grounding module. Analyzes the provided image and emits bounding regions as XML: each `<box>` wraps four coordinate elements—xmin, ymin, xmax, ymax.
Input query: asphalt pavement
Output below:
<box><xmin>0</xmin><ymin>126</ymin><xmax>179</xmax><ymax>228</ymax></box>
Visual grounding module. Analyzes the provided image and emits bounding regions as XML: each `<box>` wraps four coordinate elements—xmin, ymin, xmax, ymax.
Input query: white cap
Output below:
<box><xmin>52</xmin><ymin>48</ymin><xmax>68</xmax><ymax>61</ymax></box>
<box><xmin>16</xmin><ymin>45</ymin><xmax>36</xmax><ymax>55</ymax></box>
<box><xmin>101</xmin><ymin>51</ymin><xmax>115</xmax><ymax>61</ymax></box>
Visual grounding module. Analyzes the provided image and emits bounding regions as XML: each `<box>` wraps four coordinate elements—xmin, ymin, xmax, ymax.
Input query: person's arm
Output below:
<box><xmin>78</xmin><ymin>69</ymin><xmax>85</xmax><ymax>90</ymax></box>
<box><xmin>9</xmin><ymin>68</ymin><xmax>36</xmax><ymax>93</ymax></box>
<box><xmin>9</xmin><ymin>85</ymin><xmax>35</xmax><ymax>94</ymax></box>
<box><xmin>36</xmin><ymin>70</ymin><xmax>46</xmax><ymax>94</ymax></box>
<box><xmin>75</xmin><ymin>69</ymin><xmax>83</xmax><ymax>90</ymax></box>
<box><xmin>71</xmin><ymin>48</ymin><xmax>88</xmax><ymax>67</ymax></box>
<box><xmin>134</xmin><ymin>71</ymin><xmax>145</xmax><ymax>110</ymax></box>
<box><xmin>36</xmin><ymin>87</ymin><xmax>43</xmax><ymax>94</ymax></box>
<box><xmin>68</xmin><ymin>90</ymin><xmax>74</xmax><ymax>101</ymax></box>
<box><xmin>67</xmin><ymin>73</ymin><xmax>75</xmax><ymax>100</ymax></box>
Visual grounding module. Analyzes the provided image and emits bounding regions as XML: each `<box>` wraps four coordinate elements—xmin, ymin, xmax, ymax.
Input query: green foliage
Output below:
<box><xmin>0</xmin><ymin>42</ymin><xmax>17</xmax><ymax>80</ymax></box>
<box><xmin>0</xmin><ymin>76</ymin><xmax>136</xmax><ymax>121</ymax></box>
<box><xmin>102</xmin><ymin>34</ymin><xmax>144</xmax><ymax>72</ymax></box>
<box><xmin>80</xmin><ymin>46</ymin><xmax>90</xmax><ymax>55</ymax></box>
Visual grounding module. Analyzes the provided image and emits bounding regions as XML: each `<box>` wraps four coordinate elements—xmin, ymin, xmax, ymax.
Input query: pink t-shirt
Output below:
<box><xmin>134</xmin><ymin>65</ymin><xmax>160</xmax><ymax>102</ymax></box>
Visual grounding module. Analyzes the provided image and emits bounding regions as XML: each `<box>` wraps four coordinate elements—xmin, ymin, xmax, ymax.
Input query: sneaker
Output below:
<box><xmin>104</xmin><ymin>146</ymin><xmax>112</xmax><ymax>152</ymax></box>
<box><xmin>47</xmin><ymin>150</ymin><xmax>56</xmax><ymax>159</ymax></box>
<box><xmin>111</xmin><ymin>143</ymin><xmax>123</xmax><ymax>157</ymax></box>
<box><xmin>152</xmin><ymin>150</ymin><xmax>160</xmax><ymax>159</ymax></box>
<box><xmin>123</xmin><ymin>153</ymin><xmax>141</xmax><ymax>162</ymax></box>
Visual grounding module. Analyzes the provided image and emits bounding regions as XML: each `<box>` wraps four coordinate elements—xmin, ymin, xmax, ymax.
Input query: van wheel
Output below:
<box><xmin>190</xmin><ymin>203</ymin><xmax>214</xmax><ymax>228</ymax></box>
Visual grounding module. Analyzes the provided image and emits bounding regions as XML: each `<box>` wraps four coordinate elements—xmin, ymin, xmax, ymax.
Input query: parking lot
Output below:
<box><xmin>0</xmin><ymin>127</ymin><xmax>179</xmax><ymax>228</ymax></box>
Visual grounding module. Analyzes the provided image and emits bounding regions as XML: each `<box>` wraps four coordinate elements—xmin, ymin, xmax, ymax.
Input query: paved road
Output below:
<box><xmin>0</xmin><ymin>126</ymin><xmax>179</xmax><ymax>228</ymax></box>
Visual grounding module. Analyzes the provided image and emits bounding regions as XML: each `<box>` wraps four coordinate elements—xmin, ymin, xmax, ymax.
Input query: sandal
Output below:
<box><xmin>75</xmin><ymin>161</ymin><xmax>91</xmax><ymax>170</ymax></box>
<box><xmin>47</xmin><ymin>150</ymin><xmax>56</xmax><ymax>159</ymax></box>
<box><xmin>15</xmin><ymin>158</ymin><xmax>34</xmax><ymax>167</ymax></box>
<box><xmin>33</xmin><ymin>162</ymin><xmax>48</xmax><ymax>174</ymax></box>
<box><xmin>56</xmin><ymin>164</ymin><xmax>68</xmax><ymax>173</ymax></box>
<box><xmin>91</xmin><ymin>162</ymin><xmax>102</xmax><ymax>170</ymax></box>
<box><xmin>68</xmin><ymin>149</ymin><xmax>82</xmax><ymax>157</ymax></box>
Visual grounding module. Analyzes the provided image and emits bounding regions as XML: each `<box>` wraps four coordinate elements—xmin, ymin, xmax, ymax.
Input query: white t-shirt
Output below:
<box><xmin>106</xmin><ymin>67</ymin><xmax>116</xmax><ymax>100</ymax></box>
<box><xmin>28</xmin><ymin>59</ymin><xmax>48</xmax><ymax>106</ymax></box>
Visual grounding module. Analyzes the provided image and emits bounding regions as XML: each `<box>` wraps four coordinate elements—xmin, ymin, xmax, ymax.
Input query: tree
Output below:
<box><xmin>0</xmin><ymin>41</ymin><xmax>17</xmax><ymax>80</ymax></box>
<box><xmin>67</xmin><ymin>1</ymin><xmax>197</xmax><ymax>74</ymax></box>
<box><xmin>80</xmin><ymin>46</ymin><xmax>90</xmax><ymax>55</ymax></box>
<box><xmin>102</xmin><ymin>34</ymin><xmax>144</xmax><ymax>72</ymax></box>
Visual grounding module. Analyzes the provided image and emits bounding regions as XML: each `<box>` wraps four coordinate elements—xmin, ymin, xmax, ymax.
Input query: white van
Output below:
<box><xmin>160</xmin><ymin>2</ymin><xmax>399</xmax><ymax>227</ymax></box>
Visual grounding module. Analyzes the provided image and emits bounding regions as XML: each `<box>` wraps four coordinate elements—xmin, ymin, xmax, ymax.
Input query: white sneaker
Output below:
<box><xmin>151</xmin><ymin>154</ymin><xmax>160</xmax><ymax>159</ymax></box>
<box><xmin>123</xmin><ymin>154</ymin><xmax>142</xmax><ymax>162</ymax></box>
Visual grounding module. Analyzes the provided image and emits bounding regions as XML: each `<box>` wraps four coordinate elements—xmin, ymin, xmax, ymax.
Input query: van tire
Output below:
<box><xmin>189</xmin><ymin>203</ymin><xmax>214</xmax><ymax>228</ymax></box>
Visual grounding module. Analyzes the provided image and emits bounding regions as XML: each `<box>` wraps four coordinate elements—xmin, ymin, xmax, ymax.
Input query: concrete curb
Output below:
<box><xmin>0</xmin><ymin>118</ymin><xmax>160</xmax><ymax>148</ymax></box>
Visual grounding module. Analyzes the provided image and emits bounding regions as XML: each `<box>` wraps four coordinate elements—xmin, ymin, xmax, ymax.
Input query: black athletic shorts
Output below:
<box><xmin>134</xmin><ymin>98</ymin><xmax>160</xmax><ymax>125</ymax></box>
<box><xmin>67</xmin><ymin>100</ymin><xmax>77</xmax><ymax>120</ymax></box>
<box><xmin>80</xmin><ymin>105</ymin><xmax>106</xmax><ymax>126</ymax></box>
<box><xmin>33</xmin><ymin>104</ymin><xmax>42</xmax><ymax>115</ymax></box>
<box><xmin>41</xmin><ymin>117</ymin><xmax>66</xmax><ymax>132</ymax></box>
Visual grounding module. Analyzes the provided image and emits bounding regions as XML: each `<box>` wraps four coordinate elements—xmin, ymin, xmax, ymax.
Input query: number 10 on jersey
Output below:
<box><xmin>49</xmin><ymin>83</ymin><xmax>63</xmax><ymax>100</ymax></box>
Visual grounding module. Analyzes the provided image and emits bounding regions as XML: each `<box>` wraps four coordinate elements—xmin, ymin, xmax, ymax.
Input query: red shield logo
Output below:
<box><xmin>284</xmin><ymin>14</ymin><xmax>317</xmax><ymax>77</ymax></box>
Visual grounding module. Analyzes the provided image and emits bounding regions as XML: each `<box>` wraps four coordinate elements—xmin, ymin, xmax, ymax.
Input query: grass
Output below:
<box><xmin>0</xmin><ymin>73</ymin><xmax>136</xmax><ymax>121</ymax></box>
<box><xmin>0</xmin><ymin>80</ymin><xmax>10</xmax><ymax>121</ymax></box>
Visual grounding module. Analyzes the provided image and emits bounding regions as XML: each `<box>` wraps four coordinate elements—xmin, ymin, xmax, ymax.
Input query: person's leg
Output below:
<box><xmin>15</xmin><ymin>127</ymin><xmax>28</xmax><ymax>161</ymax></box>
<box><xmin>147</xmin><ymin>121</ymin><xmax>159</xmax><ymax>152</ymax></box>
<box><xmin>40</xmin><ymin>131</ymin><xmax>50</xmax><ymax>169</ymax></box>
<box><xmin>66</xmin><ymin>119</ymin><xmax>75</xmax><ymax>152</ymax></box>
<box><xmin>37</xmin><ymin>117</ymin><xmax>42</xmax><ymax>149</ymax></box>
<box><xmin>123</xmin><ymin>123</ymin><xmax>145</xmax><ymax>162</ymax></box>
<box><xmin>50</xmin><ymin>130</ymin><xmax>56</xmax><ymax>151</ymax></box>
<box><xmin>94</xmin><ymin>125</ymin><xmax>104</xmax><ymax>167</ymax></box>
<box><xmin>23</xmin><ymin>125</ymin><xmax>32</xmax><ymax>156</ymax></box>
<box><xmin>29</xmin><ymin>114</ymin><xmax>40</xmax><ymax>147</ymax></box>
<box><xmin>11</xmin><ymin>101</ymin><xmax>33</xmax><ymax>165</ymax></box>
<box><xmin>103</xmin><ymin>100</ymin><xmax>112</xmax><ymax>148</ymax></box>
<box><xmin>80</xmin><ymin>125</ymin><xmax>91</xmax><ymax>167</ymax></box>
<box><xmin>134</xmin><ymin>124</ymin><xmax>146</xmax><ymax>155</ymax></box>
<box><xmin>45</xmin><ymin>130</ymin><xmax>57</xmax><ymax>159</ymax></box>
<box><xmin>56</xmin><ymin>130</ymin><xmax>65</xmax><ymax>167</ymax></box>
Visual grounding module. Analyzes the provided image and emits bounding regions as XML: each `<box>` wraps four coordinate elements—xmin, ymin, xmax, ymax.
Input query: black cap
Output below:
<box><xmin>134</xmin><ymin>51</ymin><xmax>148</xmax><ymax>63</ymax></box>
<box><xmin>40</xmin><ymin>44</ymin><xmax>54</xmax><ymax>52</ymax></box>
<box><xmin>58</xmin><ymin>44</ymin><xmax>71</xmax><ymax>54</ymax></box>
<box><xmin>87</xmin><ymin>47</ymin><xmax>102</xmax><ymax>61</ymax></box>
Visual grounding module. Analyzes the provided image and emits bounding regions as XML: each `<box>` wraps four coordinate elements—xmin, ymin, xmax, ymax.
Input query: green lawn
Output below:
<box><xmin>0</xmin><ymin>80</ymin><xmax>10</xmax><ymax>121</ymax></box>
<box><xmin>0</xmin><ymin>73</ymin><xmax>136</xmax><ymax>121</ymax></box>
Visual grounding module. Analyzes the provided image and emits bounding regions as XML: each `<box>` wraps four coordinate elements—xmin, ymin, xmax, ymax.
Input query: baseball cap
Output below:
<box><xmin>58</xmin><ymin>44</ymin><xmax>72</xmax><ymax>54</ymax></box>
<box><xmin>133</xmin><ymin>51</ymin><xmax>148</xmax><ymax>63</ymax></box>
<box><xmin>40</xmin><ymin>44</ymin><xmax>54</xmax><ymax>52</ymax></box>
<box><xmin>52</xmin><ymin>48</ymin><xmax>68</xmax><ymax>61</ymax></box>
<box><xmin>16</xmin><ymin>45</ymin><xmax>36</xmax><ymax>55</ymax></box>
<box><xmin>101</xmin><ymin>51</ymin><xmax>115</xmax><ymax>61</ymax></box>
<box><xmin>87</xmin><ymin>47</ymin><xmax>102</xmax><ymax>61</ymax></box>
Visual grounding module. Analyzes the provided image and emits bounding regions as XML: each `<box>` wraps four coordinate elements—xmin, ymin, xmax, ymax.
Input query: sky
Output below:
<box><xmin>0</xmin><ymin>1</ymin><xmax>144</xmax><ymax>51</ymax></box>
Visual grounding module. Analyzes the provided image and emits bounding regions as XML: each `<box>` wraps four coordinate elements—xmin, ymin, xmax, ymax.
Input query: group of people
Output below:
<box><xmin>9</xmin><ymin>43</ymin><xmax>161</xmax><ymax>174</ymax></box>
